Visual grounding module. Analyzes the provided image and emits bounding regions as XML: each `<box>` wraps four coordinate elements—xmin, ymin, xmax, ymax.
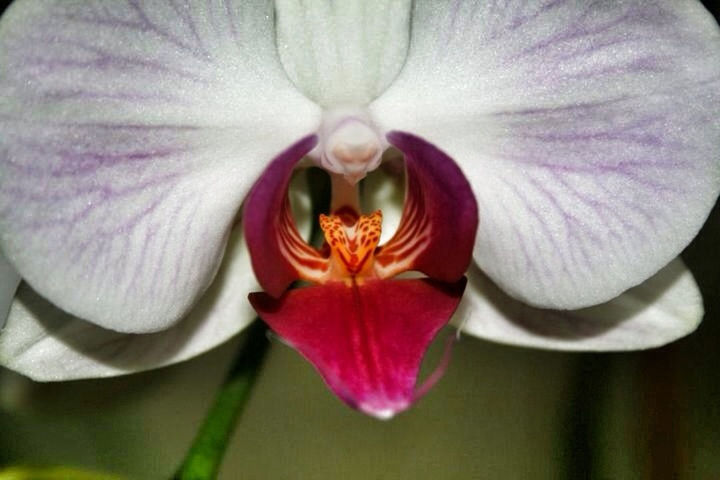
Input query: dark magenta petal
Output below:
<box><xmin>243</xmin><ymin>135</ymin><xmax>319</xmax><ymax>297</ymax></box>
<box><xmin>379</xmin><ymin>131</ymin><xmax>478</xmax><ymax>282</ymax></box>
<box><xmin>249</xmin><ymin>277</ymin><xmax>467</xmax><ymax>418</ymax></box>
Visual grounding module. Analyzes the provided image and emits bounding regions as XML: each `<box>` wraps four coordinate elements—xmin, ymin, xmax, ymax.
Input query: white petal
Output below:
<box><xmin>0</xmin><ymin>226</ymin><xmax>257</xmax><ymax>380</ymax></box>
<box><xmin>0</xmin><ymin>248</ymin><xmax>21</xmax><ymax>328</ymax></box>
<box><xmin>372</xmin><ymin>0</ymin><xmax>720</xmax><ymax>308</ymax></box>
<box><xmin>455</xmin><ymin>258</ymin><xmax>702</xmax><ymax>351</ymax></box>
<box><xmin>275</xmin><ymin>0</ymin><xmax>411</xmax><ymax>106</ymax></box>
<box><xmin>0</xmin><ymin>1</ymin><xmax>320</xmax><ymax>332</ymax></box>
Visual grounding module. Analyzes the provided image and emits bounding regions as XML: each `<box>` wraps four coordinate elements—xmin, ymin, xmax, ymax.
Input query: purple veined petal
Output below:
<box><xmin>0</xmin><ymin>226</ymin><xmax>258</xmax><ymax>381</ymax></box>
<box><xmin>0</xmin><ymin>1</ymin><xmax>320</xmax><ymax>332</ymax></box>
<box><xmin>371</xmin><ymin>0</ymin><xmax>720</xmax><ymax>309</ymax></box>
<box><xmin>455</xmin><ymin>258</ymin><xmax>702</xmax><ymax>351</ymax></box>
<box><xmin>377</xmin><ymin>131</ymin><xmax>478</xmax><ymax>282</ymax></box>
<box><xmin>275</xmin><ymin>0</ymin><xmax>411</xmax><ymax>107</ymax></box>
<box><xmin>249</xmin><ymin>277</ymin><xmax>466</xmax><ymax>419</ymax></box>
<box><xmin>0</xmin><ymin>248</ymin><xmax>21</xmax><ymax>328</ymax></box>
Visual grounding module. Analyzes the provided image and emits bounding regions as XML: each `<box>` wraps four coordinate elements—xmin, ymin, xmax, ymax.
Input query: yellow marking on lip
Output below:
<box><xmin>320</xmin><ymin>209</ymin><xmax>382</xmax><ymax>280</ymax></box>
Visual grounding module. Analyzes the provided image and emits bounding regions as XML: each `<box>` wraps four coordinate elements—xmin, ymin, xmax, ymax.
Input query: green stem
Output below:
<box><xmin>173</xmin><ymin>320</ymin><xmax>270</xmax><ymax>480</ymax></box>
<box><xmin>174</xmin><ymin>167</ymin><xmax>328</xmax><ymax>479</ymax></box>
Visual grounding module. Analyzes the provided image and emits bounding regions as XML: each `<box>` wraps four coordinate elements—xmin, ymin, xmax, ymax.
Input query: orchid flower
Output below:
<box><xmin>0</xmin><ymin>1</ymin><xmax>718</xmax><ymax>419</ymax></box>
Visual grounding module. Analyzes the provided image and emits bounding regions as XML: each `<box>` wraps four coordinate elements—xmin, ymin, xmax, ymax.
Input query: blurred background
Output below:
<box><xmin>1</xmin><ymin>2</ymin><xmax>719</xmax><ymax>479</ymax></box>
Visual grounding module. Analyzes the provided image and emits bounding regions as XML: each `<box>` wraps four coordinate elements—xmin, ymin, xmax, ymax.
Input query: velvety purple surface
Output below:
<box><xmin>381</xmin><ymin>131</ymin><xmax>478</xmax><ymax>282</ymax></box>
<box><xmin>243</xmin><ymin>135</ymin><xmax>318</xmax><ymax>298</ymax></box>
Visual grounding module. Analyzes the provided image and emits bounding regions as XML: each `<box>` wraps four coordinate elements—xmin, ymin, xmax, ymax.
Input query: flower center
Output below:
<box><xmin>319</xmin><ymin>208</ymin><xmax>382</xmax><ymax>283</ymax></box>
<box><xmin>244</xmin><ymin>132</ymin><xmax>478</xmax><ymax>419</ymax></box>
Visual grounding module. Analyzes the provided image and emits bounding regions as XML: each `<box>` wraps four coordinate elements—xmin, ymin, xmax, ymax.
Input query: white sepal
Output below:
<box><xmin>0</xmin><ymin>227</ymin><xmax>258</xmax><ymax>380</ymax></box>
<box><xmin>275</xmin><ymin>0</ymin><xmax>411</xmax><ymax>106</ymax></box>
<box><xmin>0</xmin><ymin>249</ymin><xmax>21</xmax><ymax>329</ymax></box>
<box><xmin>456</xmin><ymin>258</ymin><xmax>702</xmax><ymax>351</ymax></box>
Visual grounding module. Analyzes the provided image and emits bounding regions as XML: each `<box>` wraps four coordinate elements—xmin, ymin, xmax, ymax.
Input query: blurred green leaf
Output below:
<box><xmin>0</xmin><ymin>466</ymin><xmax>124</xmax><ymax>480</ymax></box>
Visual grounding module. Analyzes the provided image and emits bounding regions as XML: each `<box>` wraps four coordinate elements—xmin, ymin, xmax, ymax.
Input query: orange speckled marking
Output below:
<box><xmin>320</xmin><ymin>210</ymin><xmax>383</xmax><ymax>280</ymax></box>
